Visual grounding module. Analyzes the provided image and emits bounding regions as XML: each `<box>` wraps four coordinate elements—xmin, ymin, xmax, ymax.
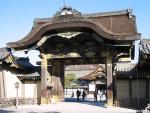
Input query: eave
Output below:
<box><xmin>0</xmin><ymin>48</ymin><xmax>34</xmax><ymax>70</ymax></box>
<box><xmin>6</xmin><ymin>9</ymin><xmax>140</xmax><ymax>50</ymax></box>
<box><xmin>79</xmin><ymin>64</ymin><xmax>106</xmax><ymax>81</ymax></box>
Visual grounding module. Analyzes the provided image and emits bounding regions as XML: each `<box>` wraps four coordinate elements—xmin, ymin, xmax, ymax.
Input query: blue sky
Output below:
<box><xmin>0</xmin><ymin>0</ymin><xmax>150</xmax><ymax>64</ymax></box>
<box><xmin>0</xmin><ymin>0</ymin><xmax>150</xmax><ymax>48</ymax></box>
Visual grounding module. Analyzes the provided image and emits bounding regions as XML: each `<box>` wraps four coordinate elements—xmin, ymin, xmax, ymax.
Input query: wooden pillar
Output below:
<box><xmin>40</xmin><ymin>53</ymin><xmax>48</xmax><ymax>104</ymax></box>
<box><xmin>129</xmin><ymin>77</ymin><xmax>132</xmax><ymax>106</ymax></box>
<box><xmin>59</xmin><ymin>62</ymin><xmax>64</xmax><ymax>101</ymax></box>
<box><xmin>51</xmin><ymin>61</ymin><xmax>64</xmax><ymax>101</ymax></box>
<box><xmin>0</xmin><ymin>68</ymin><xmax>5</xmax><ymax>98</ymax></box>
<box><xmin>106</xmin><ymin>55</ymin><xmax>113</xmax><ymax>106</ymax></box>
<box><xmin>0</xmin><ymin>70</ymin><xmax>4</xmax><ymax>98</ymax></box>
<box><xmin>113</xmin><ymin>75</ymin><xmax>117</xmax><ymax>104</ymax></box>
<box><xmin>146</xmin><ymin>78</ymin><xmax>149</xmax><ymax>100</ymax></box>
<box><xmin>129</xmin><ymin>78</ymin><xmax>132</xmax><ymax>99</ymax></box>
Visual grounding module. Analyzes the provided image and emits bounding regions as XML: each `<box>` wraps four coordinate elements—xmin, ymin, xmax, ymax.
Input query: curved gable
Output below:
<box><xmin>7</xmin><ymin>9</ymin><xmax>140</xmax><ymax>50</ymax></box>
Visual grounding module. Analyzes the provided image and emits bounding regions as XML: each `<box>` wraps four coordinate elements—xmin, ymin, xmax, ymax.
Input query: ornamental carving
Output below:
<box><xmin>57</xmin><ymin>32</ymin><xmax>81</xmax><ymax>39</ymax></box>
<box><xmin>54</xmin><ymin>6</ymin><xmax>81</xmax><ymax>17</ymax></box>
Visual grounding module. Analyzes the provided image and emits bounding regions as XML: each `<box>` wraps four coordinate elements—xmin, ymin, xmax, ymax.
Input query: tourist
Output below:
<box><xmin>82</xmin><ymin>89</ymin><xmax>86</xmax><ymax>101</ymax></box>
<box><xmin>98</xmin><ymin>90</ymin><xmax>103</xmax><ymax>101</ymax></box>
<box><xmin>71</xmin><ymin>91</ymin><xmax>74</xmax><ymax>97</ymax></box>
<box><xmin>94</xmin><ymin>90</ymin><xmax>97</xmax><ymax>101</ymax></box>
<box><xmin>76</xmin><ymin>89</ymin><xmax>81</xmax><ymax>102</ymax></box>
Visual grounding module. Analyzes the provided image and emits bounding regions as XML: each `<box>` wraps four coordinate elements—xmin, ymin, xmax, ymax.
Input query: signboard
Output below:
<box><xmin>89</xmin><ymin>84</ymin><xmax>95</xmax><ymax>91</ymax></box>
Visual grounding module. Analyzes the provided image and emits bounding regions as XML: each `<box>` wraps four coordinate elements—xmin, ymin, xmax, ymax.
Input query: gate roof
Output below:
<box><xmin>7</xmin><ymin>8</ymin><xmax>140</xmax><ymax>50</ymax></box>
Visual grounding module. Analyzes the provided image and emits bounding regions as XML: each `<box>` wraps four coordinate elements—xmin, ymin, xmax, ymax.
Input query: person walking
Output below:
<box><xmin>82</xmin><ymin>89</ymin><xmax>86</xmax><ymax>101</ymax></box>
<box><xmin>71</xmin><ymin>91</ymin><xmax>74</xmax><ymax>97</ymax></box>
<box><xmin>98</xmin><ymin>90</ymin><xmax>103</xmax><ymax>101</ymax></box>
<box><xmin>94</xmin><ymin>90</ymin><xmax>97</xmax><ymax>101</ymax></box>
<box><xmin>76</xmin><ymin>89</ymin><xmax>81</xmax><ymax>102</ymax></box>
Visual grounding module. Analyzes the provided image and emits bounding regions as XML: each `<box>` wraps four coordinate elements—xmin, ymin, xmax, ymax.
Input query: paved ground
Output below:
<box><xmin>0</xmin><ymin>96</ymin><xmax>140</xmax><ymax>113</ymax></box>
<box><xmin>0</xmin><ymin>103</ymin><xmax>138</xmax><ymax>113</ymax></box>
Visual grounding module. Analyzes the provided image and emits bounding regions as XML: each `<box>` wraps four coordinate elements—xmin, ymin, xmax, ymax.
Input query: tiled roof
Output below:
<box><xmin>78</xmin><ymin>64</ymin><xmax>105</xmax><ymax>80</ymax></box>
<box><xmin>7</xmin><ymin>8</ymin><xmax>139</xmax><ymax>50</ymax></box>
<box><xmin>140</xmin><ymin>39</ymin><xmax>150</xmax><ymax>54</ymax></box>
<box><xmin>0</xmin><ymin>48</ymin><xmax>10</xmax><ymax>61</ymax></box>
<box><xmin>0</xmin><ymin>48</ymin><xmax>34</xmax><ymax>70</ymax></box>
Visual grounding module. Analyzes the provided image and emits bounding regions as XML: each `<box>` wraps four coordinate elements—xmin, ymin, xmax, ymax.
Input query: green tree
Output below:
<box><xmin>65</xmin><ymin>73</ymin><xmax>76</xmax><ymax>88</ymax></box>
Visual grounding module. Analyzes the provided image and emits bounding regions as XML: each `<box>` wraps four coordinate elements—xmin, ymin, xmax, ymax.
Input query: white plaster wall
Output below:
<box><xmin>24</xmin><ymin>81</ymin><xmax>37</xmax><ymax>98</ymax></box>
<box><xmin>4</xmin><ymin>71</ymin><xmax>22</xmax><ymax>98</ymax></box>
<box><xmin>37</xmin><ymin>81</ymin><xmax>41</xmax><ymax>98</ymax></box>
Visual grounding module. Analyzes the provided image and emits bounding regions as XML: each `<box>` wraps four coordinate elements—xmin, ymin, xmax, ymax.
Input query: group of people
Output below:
<box><xmin>71</xmin><ymin>89</ymin><xmax>106</xmax><ymax>102</ymax></box>
<box><xmin>94</xmin><ymin>89</ymin><xmax>106</xmax><ymax>102</ymax></box>
<box><xmin>76</xmin><ymin>89</ymin><xmax>86</xmax><ymax>102</ymax></box>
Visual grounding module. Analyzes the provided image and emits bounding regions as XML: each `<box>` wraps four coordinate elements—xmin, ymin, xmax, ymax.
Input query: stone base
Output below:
<box><xmin>50</xmin><ymin>95</ymin><xmax>60</xmax><ymax>103</ymax></box>
<box><xmin>40</xmin><ymin>97</ymin><xmax>48</xmax><ymax>104</ymax></box>
<box><xmin>107</xmin><ymin>99</ymin><xmax>113</xmax><ymax>106</ymax></box>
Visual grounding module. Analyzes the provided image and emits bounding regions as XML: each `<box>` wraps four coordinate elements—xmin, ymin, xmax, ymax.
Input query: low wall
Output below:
<box><xmin>114</xmin><ymin>98</ymin><xmax>149</xmax><ymax>109</ymax></box>
<box><xmin>0</xmin><ymin>98</ymin><xmax>37</xmax><ymax>108</ymax></box>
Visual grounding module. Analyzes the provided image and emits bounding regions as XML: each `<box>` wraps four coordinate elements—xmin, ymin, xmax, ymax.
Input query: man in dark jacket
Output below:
<box><xmin>76</xmin><ymin>89</ymin><xmax>81</xmax><ymax>102</ymax></box>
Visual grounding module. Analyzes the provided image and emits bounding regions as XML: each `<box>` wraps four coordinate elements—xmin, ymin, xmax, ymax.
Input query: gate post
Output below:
<box><xmin>51</xmin><ymin>61</ymin><xmax>64</xmax><ymax>102</ymax></box>
<box><xmin>106</xmin><ymin>55</ymin><xmax>113</xmax><ymax>106</ymax></box>
<box><xmin>40</xmin><ymin>53</ymin><xmax>48</xmax><ymax>104</ymax></box>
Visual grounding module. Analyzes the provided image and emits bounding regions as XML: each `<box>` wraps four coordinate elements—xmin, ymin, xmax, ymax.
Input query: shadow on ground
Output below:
<box><xmin>65</xmin><ymin>97</ymin><xmax>106</xmax><ymax>108</ymax></box>
<box><xmin>0</xmin><ymin>110</ymin><xmax>61</xmax><ymax>113</ymax></box>
<box><xmin>0</xmin><ymin>109</ymin><xmax>15</xmax><ymax>113</ymax></box>
<box><xmin>28</xmin><ymin>111</ymin><xmax>60</xmax><ymax>113</ymax></box>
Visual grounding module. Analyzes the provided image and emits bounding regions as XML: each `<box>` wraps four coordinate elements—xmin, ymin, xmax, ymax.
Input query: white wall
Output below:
<box><xmin>24</xmin><ymin>81</ymin><xmax>37</xmax><ymax>98</ymax></box>
<box><xmin>4</xmin><ymin>70</ymin><xmax>38</xmax><ymax>98</ymax></box>
<box><xmin>37</xmin><ymin>81</ymin><xmax>41</xmax><ymax>98</ymax></box>
<box><xmin>4</xmin><ymin>71</ymin><xmax>22</xmax><ymax>98</ymax></box>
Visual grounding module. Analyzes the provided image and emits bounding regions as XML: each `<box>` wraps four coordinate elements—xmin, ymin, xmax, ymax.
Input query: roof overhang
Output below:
<box><xmin>140</xmin><ymin>39</ymin><xmax>150</xmax><ymax>54</ymax></box>
<box><xmin>7</xmin><ymin>19</ymin><xmax>140</xmax><ymax>50</ymax></box>
<box><xmin>0</xmin><ymin>48</ymin><xmax>34</xmax><ymax>70</ymax></box>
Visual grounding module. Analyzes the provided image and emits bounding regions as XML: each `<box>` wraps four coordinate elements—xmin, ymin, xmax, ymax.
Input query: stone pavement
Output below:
<box><xmin>0</xmin><ymin>101</ymin><xmax>138</xmax><ymax>113</ymax></box>
<box><xmin>0</xmin><ymin>103</ymin><xmax>138</xmax><ymax>113</ymax></box>
<box><xmin>0</xmin><ymin>95</ymin><xmax>141</xmax><ymax>113</ymax></box>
